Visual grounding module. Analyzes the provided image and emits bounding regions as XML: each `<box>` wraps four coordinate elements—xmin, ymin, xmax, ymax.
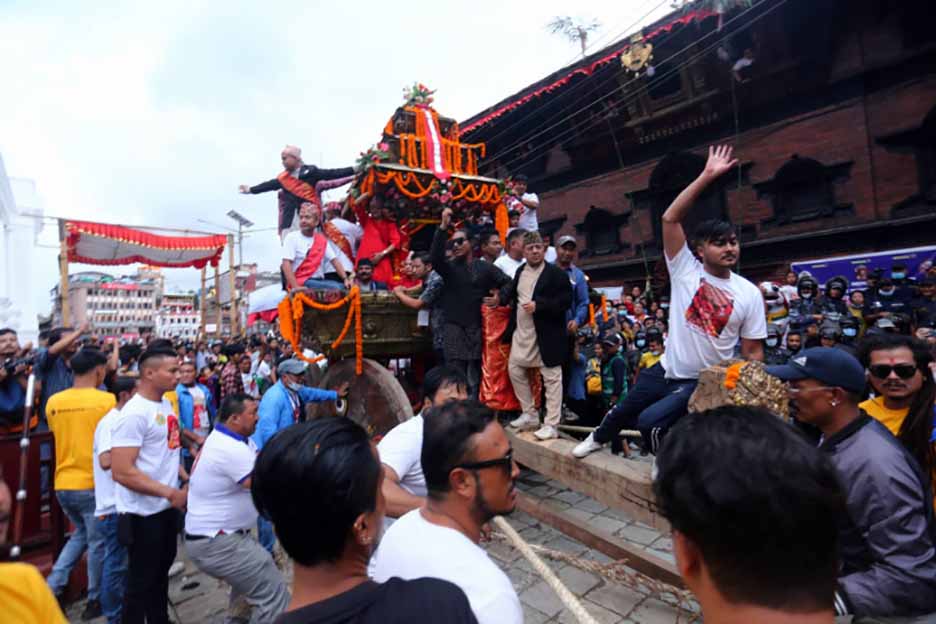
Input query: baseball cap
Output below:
<box><xmin>557</xmin><ymin>235</ymin><xmax>577</xmax><ymax>248</ymax></box>
<box><xmin>277</xmin><ymin>358</ymin><xmax>309</xmax><ymax>376</ymax></box>
<box><xmin>875</xmin><ymin>317</ymin><xmax>897</xmax><ymax>330</ymax></box>
<box><xmin>765</xmin><ymin>347</ymin><xmax>866</xmax><ymax>394</ymax></box>
<box><xmin>601</xmin><ymin>333</ymin><xmax>622</xmax><ymax>347</ymax></box>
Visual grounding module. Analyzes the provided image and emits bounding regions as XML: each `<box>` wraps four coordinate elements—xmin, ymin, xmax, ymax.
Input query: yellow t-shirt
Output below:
<box><xmin>638</xmin><ymin>351</ymin><xmax>663</xmax><ymax>371</ymax></box>
<box><xmin>46</xmin><ymin>387</ymin><xmax>116</xmax><ymax>490</ymax></box>
<box><xmin>860</xmin><ymin>396</ymin><xmax>908</xmax><ymax>437</ymax></box>
<box><xmin>0</xmin><ymin>563</ymin><xmax>67</xmax><ymax>624</ymax></box>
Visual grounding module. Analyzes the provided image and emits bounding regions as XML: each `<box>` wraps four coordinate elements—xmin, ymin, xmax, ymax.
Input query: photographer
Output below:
<box><xmin>0</xmin><ymin>328</ymin><xmax>33</xmax><ymax>433</ymax></box>
<box><xmin>35</xmin><ymin>321</ymin><xmax>90</xmax><ymax>430</ymax></box>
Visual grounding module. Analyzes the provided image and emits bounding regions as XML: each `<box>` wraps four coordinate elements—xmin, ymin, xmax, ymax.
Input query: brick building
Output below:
<box><xmin>463</xmin><ymin>0</ymin><xmax>936</xmax><ymax>289</ymax></box>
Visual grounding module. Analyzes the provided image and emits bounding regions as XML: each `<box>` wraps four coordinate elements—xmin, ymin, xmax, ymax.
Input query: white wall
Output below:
<box><xmin>0</xmin><ymin>153</ymin><xmax>44</xmax><ymax>344</ymax></box>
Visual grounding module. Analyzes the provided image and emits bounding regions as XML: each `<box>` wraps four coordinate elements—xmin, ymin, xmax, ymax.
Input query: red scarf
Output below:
<box><xmin>294</xmin><ymin>233</ymin><xmax>329</xmax><ymax>284</ymax></box>
<box><xmin>277</xmin><ymin>170</ymin><xmax>321</xmax><ymax>206</ymax></box>
<box><xmin>323</xmin><ymin>221</ymin><xmax>354</xmax><ymax>260</ymax></box>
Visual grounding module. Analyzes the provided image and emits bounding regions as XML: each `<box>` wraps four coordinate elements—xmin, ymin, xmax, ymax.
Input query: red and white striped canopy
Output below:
<box><xmin>65</xmin><ymin>220</ymin><xmax>228</xmax><ymax>269</ymax></box>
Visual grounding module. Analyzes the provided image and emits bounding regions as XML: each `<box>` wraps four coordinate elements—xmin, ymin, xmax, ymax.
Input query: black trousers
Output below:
<box><xmin>119</xmin><ymin>508</ymin><xmax>179</xmax><ymax>623</ymax></box>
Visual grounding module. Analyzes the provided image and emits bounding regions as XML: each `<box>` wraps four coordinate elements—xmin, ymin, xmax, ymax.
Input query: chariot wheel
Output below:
<box><xmin>306</xmin><ymin>358</ymin><xmax>414</xmax><ymax>439</ymax></box>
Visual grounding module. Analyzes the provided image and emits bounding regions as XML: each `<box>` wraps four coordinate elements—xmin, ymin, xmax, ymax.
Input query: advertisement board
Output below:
<box><xmin>790</xmin><ymin>246</ymin><xmax>936</xmax><ymax>291</ymax></box>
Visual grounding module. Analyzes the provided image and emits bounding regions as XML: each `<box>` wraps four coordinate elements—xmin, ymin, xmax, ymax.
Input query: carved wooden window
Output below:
<box><xmin>754</xmin><ymin>155</ymin><xmax>853</xmax><ymax>225</ymax></box>
<box><xmin>574</xmin><ymin>207</ymin><xmax>629</xmax><ymax>257</ymax></box>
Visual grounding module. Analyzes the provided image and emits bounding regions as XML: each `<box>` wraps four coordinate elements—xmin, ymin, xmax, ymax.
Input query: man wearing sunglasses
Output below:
<box><xmin>767</xmin><ymin>347</ymin><xmax>936</xmax><ymax>619</ymax></box>
<box><xmin>372</xmin><ymin>400</ymin><xmax>522</xmax><ymax>624</ymax></box>
<box><xmin>430</xmin><ymin>209</ymin><xmax>511</xmax><ymax>399</ymax></box>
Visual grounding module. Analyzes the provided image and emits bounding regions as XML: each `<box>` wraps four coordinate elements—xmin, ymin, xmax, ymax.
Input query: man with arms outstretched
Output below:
<box><xmin>574</xmin><ymin>145</ymin><xmax>766</xmax><ymax>457</ymax></box>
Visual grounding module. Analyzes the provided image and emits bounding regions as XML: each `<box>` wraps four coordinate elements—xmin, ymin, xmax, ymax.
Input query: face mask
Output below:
<box><xmin>285</xmin><ymin>380</ymin><xmax>301</xmax><ymax>392</ymax></box>
<box><xmin>879</xmin><ymin>288</ymin><xmax>895</xmax><ymax>296</ymax></box>
<box><xmin>636</xmin><ymin>340</ymin><xmax>646</xmax><ymax>348</ymax></box>
<box><xmin>660</xmin><ymin>303</ymin><xmax>669</xmax><ymax>310</ymax></box>
<box><xmin>650</xmin><ymin>349</ymin><xmax>661</xmax><ymax>356</ymax></box>
<box><xmin>843</xmin><ymin>328</ymin><xmax>857</xmax><ymax>337</ymax></box>
<box><xmin>765</xmin><ymin>338</ymin><xmax>779</xmax><ymax>348</ymax></box>
<box><xmin>801</xmin><ymin>291</ymin><xmax>813</xmax><ymax>299</ymax></box>
<box><xmin>892</xmin><ymin>272</ymin><xmax>905</xmax><ymax>280</ymax></box>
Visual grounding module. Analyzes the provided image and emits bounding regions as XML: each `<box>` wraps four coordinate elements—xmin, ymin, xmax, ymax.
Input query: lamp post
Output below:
<box><xmin>226</xmin><ymin>210</ymin><xmax>254</xmax><ymax>268</ymax></box>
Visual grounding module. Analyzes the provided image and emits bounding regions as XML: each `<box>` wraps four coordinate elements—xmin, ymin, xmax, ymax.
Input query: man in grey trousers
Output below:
<box><xmin>184</xmin><ymin>394</ymin><xmax>289</xmax><ymax>622</ymax></box>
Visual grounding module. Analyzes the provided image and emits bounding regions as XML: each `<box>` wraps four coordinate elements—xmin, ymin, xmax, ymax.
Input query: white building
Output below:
<box><xmin>0</xmin><ymin>153</ymin><xmax>45</xmax><ymax>344</ymax></box>
<box><xmin>155</xmin><ymin>292</ymin><xmax>200</xmax><ymax>341</ymax></box>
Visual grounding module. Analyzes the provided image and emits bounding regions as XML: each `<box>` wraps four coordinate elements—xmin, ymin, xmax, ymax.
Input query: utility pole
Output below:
<box><xmin>226</xmin><ymin>210</ymin><xmax>254</xmax><ymax>269</ymax></box>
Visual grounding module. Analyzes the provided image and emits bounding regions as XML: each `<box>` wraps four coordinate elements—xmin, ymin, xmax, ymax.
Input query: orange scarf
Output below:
<box><xmin>277</xmin><ymin>170</ymin><xmax>321</xmax><ymax>206</ymax></box>
<box><xmin>323</xmin><ymin>221</ymin><xmax>354</xmax><ymax>260</ymax></box>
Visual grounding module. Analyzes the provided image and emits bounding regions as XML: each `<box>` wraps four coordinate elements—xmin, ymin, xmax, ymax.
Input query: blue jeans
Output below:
<box><xmin>302</xmin><ymin>278</ymin><xmax>344</xmax><ymax>291</ymax></box>
<box><xmin>594</xmin><ymin>363</ymin><xmax>697</xmax><ymax>454</ymax></box>
<box><xmin>47</xmin><ymin>489</ymin><xmax>103</xmax><ymax>601</ymax></box>
<box><xmin>257</xmin><ymin>515</ymin><xmax>276</xmax><ymax>554</ymax></box>
<box><xmin>95</xmin><ymin>513</ymin><xmax>127</xmax><ymax>623</ymax></box>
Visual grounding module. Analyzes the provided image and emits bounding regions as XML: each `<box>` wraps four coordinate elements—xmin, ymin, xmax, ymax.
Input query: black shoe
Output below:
<box><xmin>81</xmin><ymin>599</ymin><xmax>102</xmax><ymax>621</ymax></box>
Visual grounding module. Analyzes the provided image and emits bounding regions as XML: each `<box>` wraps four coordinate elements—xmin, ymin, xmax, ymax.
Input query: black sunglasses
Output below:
<box><xmin>450</xmin><ymin>237</ymin><xmax>468</xmax><ymax>245</ymax></box>
<box><xmin>456</xmin><ymin>449</ymin><xmax>513</xmax><ymax>474</ymax></box>
<box><xmin>868</xmin><ymin>364</ymin><xmax>918</xmax><ymax>380</ymax></box>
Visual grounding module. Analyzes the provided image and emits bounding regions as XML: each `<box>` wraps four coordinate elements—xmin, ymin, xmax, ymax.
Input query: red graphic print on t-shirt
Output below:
<box><xmin>685</xmin><ymin>279</ymin><xmax>735</xmax><ymax>337</ymax></box>
<box><xmin>167</xmin><ymin>414</ymin><xmax>181</xmax><ymax>450</ymax></box>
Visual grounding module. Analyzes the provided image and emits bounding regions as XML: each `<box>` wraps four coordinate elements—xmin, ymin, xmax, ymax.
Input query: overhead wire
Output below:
<box><xmin>492</xmin><ymin>0</ymin><xmax>786</xmax><ymax>173</ymax></box>
<box><xmin>492</xmin><ymin>0</ymin><xmax>777</xmax><ymax>169</ymax></box>
<box><xmin>478</xmin><ymin>0</ymin><xmax>671</xmax><ymax>146</ymax></box>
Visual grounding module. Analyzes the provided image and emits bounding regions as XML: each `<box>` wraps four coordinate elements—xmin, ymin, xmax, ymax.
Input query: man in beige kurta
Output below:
<box><xmin>507</xmin><ymin>234</ymin><xmax>563</xmax><ymax>440</ymax></box>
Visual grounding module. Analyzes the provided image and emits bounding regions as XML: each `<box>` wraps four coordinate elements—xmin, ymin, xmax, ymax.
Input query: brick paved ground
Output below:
<box><xmin>66</xmin><ymin>465</ymin><xmax>697</xmax><ymax>623</ymax></box>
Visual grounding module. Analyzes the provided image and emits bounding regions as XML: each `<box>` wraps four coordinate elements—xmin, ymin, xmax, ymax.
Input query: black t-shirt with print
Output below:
<box><xmin>275</xmin><ymin>578</ymin><xmax>478</xmax><ymax>624</ymax></box>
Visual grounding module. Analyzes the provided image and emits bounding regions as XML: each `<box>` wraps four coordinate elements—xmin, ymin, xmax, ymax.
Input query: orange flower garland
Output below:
<box><xmin>278</xmin><ymin>287</ymin><xmax>364</xmax><ymax>375</ymax></box>
<box><xmin>724</xmin><ymin>362</ymin><xmax>744</xmax><ymax>390</ymax></box>
<box><xmin>588</xmin><ymin>304</ymin><xmax>596</xmax><ymax>328</ymax></box>
<box><xmin>600</xmin><ymin>295</ymin><xmax>609</xmax><ymax>323</ymax></box>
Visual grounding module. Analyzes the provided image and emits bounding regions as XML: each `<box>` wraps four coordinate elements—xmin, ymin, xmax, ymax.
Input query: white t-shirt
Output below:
<box><xmin>241</xmin><ymin>373</ymin><xmax>260</xmax><ymax>398</ymax></box>
<box><xmin>111</xmin><ymin>394</ymin><xmax>181</xmax><ymax>517</ymax></box>
<box><xmin>545</xmin><ymin>246</ymin><xmax>557</xmax><ymax>263</ymax></box>
<box><xmin>377</xmin><ymin>415</ymin><xmax>427</xmax><ymax>499</ymax></box>
<box><xmin>373</xmin><ymin>510</ymin><xmax>522</xmax><ymax>624</ymax></box>
<box><xmin>185</xmin><ymin>426</ymin><xmax>258</xmax><ymax>537</ymax></box>
<box><xmin>93</xmin><ymin>408</ymin><xmax>124</xmax><ymax>516</ymax></box>
<box><xmin>661</xmin><ymin>244</ymin><xmax>767</xmax><ymax>379</ymax></box>
<box><xmin>329</xmin><ymin>217</ymin><xmax>364</xmax><ymax>255</ymax></box>
<box><xmin>494</xmin><ymin>255</ymin><xmax>524</xmax><ymax>280</ymax></box>
<box><xmin>515</xmin><ymin>193</ymin><xmax>539</xmax><ymax>232</ymax></box>
<box><xmin>281</xmin><ymin>230</ymin><xmax>339</xmax><ymax>279</ymax></box>
<box><xmin>255</xmin><ymin>360</ymin><xmax>272</xmax><ymax>381</ymax></box>
<box><xmin>187</xmin><ymin>385</ymin><xmax>210</xmax><ymax>438</ymax></box>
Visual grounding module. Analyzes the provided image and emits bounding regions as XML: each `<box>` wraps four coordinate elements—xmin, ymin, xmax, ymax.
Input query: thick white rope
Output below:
<box><xmin>492</xmin><ymin>516</ymin><xmax>600</xmax><ymax>624</ymax></box>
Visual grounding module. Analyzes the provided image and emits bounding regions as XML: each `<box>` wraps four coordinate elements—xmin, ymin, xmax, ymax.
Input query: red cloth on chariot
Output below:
<box><xmin>354</xmin><ymin>205</ymin><xmax>401</xmax><ymax>285</ymax></box>
<box><xmin>480</xmin><ymin>305</ymin><xmax>542</xmax><ymax>411</ymax></box>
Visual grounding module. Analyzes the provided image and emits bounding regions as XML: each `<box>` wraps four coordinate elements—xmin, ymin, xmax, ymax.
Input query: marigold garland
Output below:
<box><xmin>724</xmin><ymin>362</ymin><xmax>744</xmax><ymax>390</ymax></box>
<box><xmin>279</xmin><ymin>287</ymin><xmax>364</xmax><ymax>375</ymax></box>
<box><xmin>600</xmin><ymin>295</ymin><xmax>609</xmax><ymax>323</ymax></box>
<box><xmin>588</xmin><ymin>304</ymin><xmax>596</xmax><ymax>328</ymax></box>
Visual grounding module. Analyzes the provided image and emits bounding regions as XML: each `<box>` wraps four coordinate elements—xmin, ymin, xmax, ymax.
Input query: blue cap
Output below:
<box><xmin>765</xmin><ymin>347</ymin><xmax>866</xmax><ymax>394</ymax></box>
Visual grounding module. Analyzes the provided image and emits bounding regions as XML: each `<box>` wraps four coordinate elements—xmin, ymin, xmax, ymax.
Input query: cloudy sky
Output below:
<box><xmin>1</xmin><ymin>0</ymin><xmax>671</xmax><ymax>314</ymax></box>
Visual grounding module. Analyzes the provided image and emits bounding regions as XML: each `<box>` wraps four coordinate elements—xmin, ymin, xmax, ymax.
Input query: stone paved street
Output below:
<box><xmin>66</xmin><ymin>465</ymin><xmax>697</xmax><ymax>623</ymax></box>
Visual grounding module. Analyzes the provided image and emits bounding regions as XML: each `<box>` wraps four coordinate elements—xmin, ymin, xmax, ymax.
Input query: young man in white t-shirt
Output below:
<box><xmin>372</xmin><ymin>401</ymin><xmax>523</xmax><ymax>624</ymax></box>
<box><xmin>92</xmin><ymin>376</ymin><xmax>136</xmax><ymax>624</ymax></box>
<box><xmin>378</xmin><ymin>366</ymin><xmax>468</xmax><ymax>524</ymax></box>
<box><xmin>282</xmin><ymin>202</ymin><xmax>354</xmax><ymax>292</ymax></box>
<box><xmin>574</xmin><ymin>145</ymin><xmax>766</xmax><ymax>457</ymax></box>
<box><xmin>507</xmin><ymin>174</ymin><xmax>540</xmax><ymax>233</ymax></box>
<box><xmin>493</xmin><ymin>228</ymin><xmax>527</xmax><ymax>280</ymax></box>
<box><xmin>185</xmin><ymin>394</ymin><xmax>289</xmax><ymax>622</ymax></box>
<box><xmin>111</xmin><ymin>346</ymin><xmax>187</xmax><ymax>624</ymax></box>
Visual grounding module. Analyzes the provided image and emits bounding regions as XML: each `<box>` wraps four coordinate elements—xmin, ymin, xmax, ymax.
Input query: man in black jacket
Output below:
<box><xmin>431</xmin><ymin>208</ymin><xmax>510</xmax><ymax>399</ymax></box>
<box><xmin>238</xmin><ymin>145</ymin><xmax>355</xmax><ymax>237</ymax></box>
<box><xmin>499</xmin><ymin>231</ymin><xmax>572</xmax><ymax>440</ymax></box>
<box><xmin>768</xmin><ymin>348</ymin><xmax>936</xmax><ymax>619</ymax></box>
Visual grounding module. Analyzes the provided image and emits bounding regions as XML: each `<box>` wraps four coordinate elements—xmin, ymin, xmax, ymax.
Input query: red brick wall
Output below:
<box><xmin>539</xmin><ymin>76</ymin><xmax>936</xmax><ymax>279</ymax></box>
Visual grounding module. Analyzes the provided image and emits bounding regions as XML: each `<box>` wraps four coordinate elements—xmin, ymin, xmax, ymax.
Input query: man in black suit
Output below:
<box><xmin>499</xmin><ymin>231</ymin><xmax>573</xmax><ymax>440</ymax></box>
<box><xmin>238</xmin><ymin>145</ymin><xmax>355</xmax><ymax>237</ymax></box>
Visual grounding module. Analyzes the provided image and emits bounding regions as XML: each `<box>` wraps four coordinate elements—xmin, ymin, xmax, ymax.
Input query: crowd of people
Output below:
<box><xmin>1</xmin><ymin>142</ymin><xmax>936</xmax><ymax>623</ymax></box>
